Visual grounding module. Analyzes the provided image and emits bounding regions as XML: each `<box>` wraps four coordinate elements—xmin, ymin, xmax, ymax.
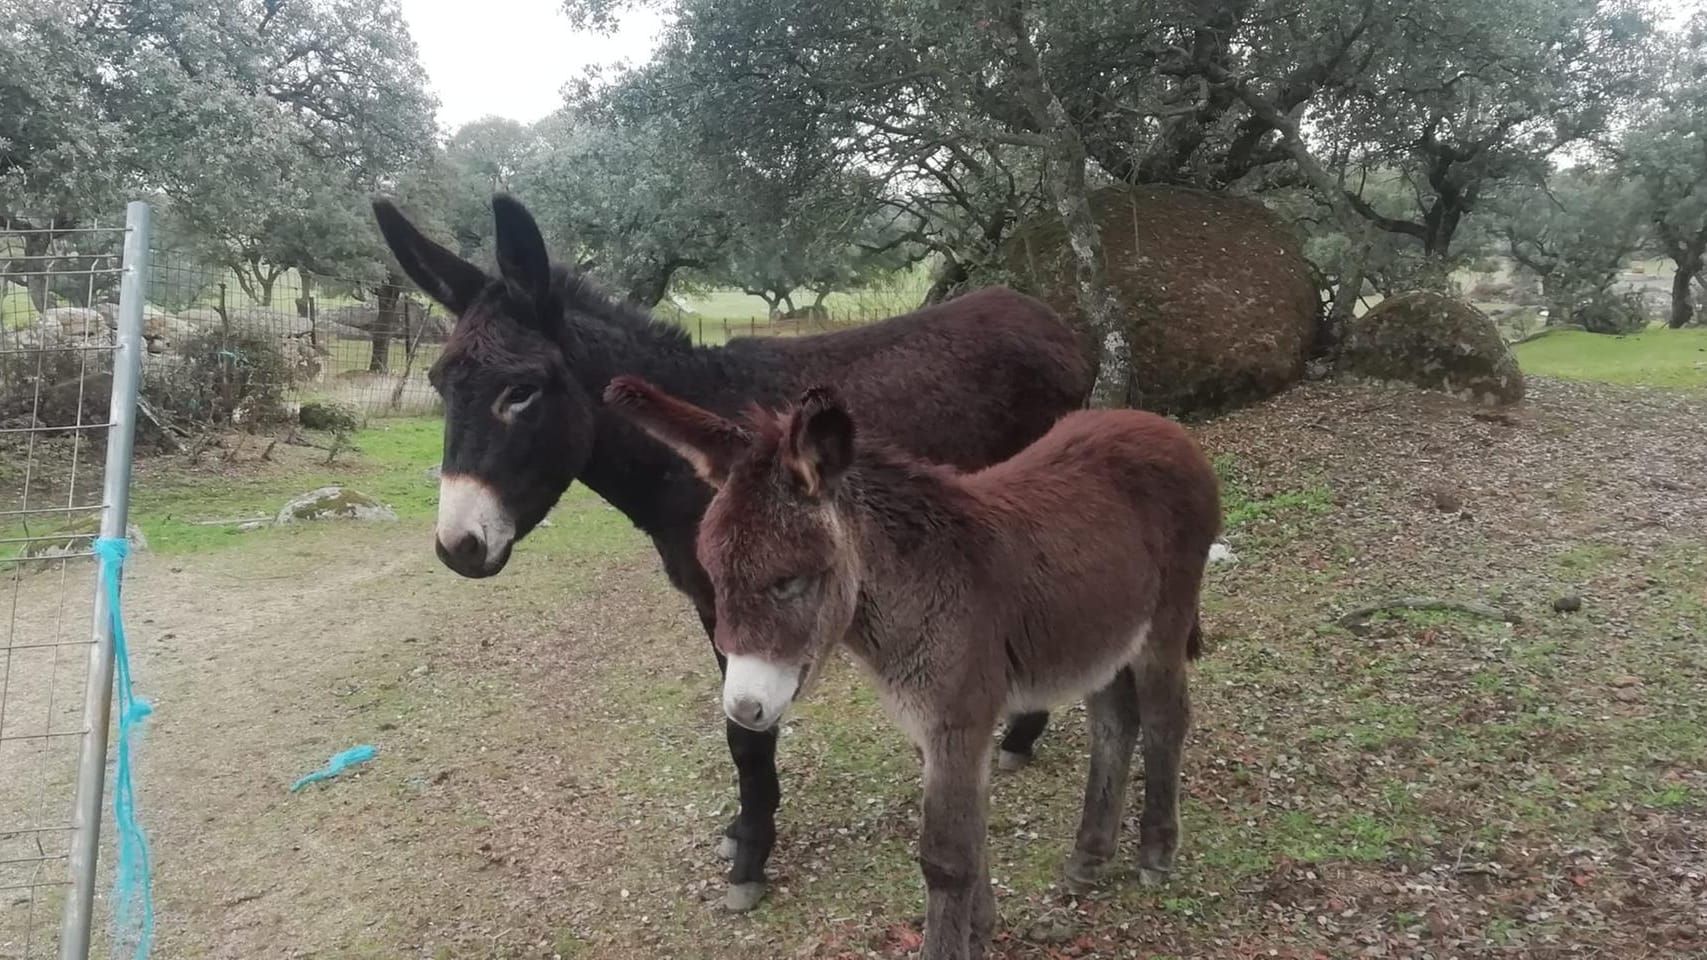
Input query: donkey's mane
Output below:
<box><xmin>548</xmin><ymin>264</ymin><xmax>694</xmax><ymax>353</ymax></box>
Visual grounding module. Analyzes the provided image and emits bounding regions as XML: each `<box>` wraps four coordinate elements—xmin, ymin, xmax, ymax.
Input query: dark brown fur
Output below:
<box><xmin>606</xmin><ymin>379</ymin><xmax>1221</xmax><ymax>960</ymax></box>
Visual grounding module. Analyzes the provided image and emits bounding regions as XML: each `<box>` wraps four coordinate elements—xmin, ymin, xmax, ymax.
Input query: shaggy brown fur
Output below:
<box><xmin>605</xmin><ymin>377</ymin><xmax>1221</xmax><ymax>960</ymax></box>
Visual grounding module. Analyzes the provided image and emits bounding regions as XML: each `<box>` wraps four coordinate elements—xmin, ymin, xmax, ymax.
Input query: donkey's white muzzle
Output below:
<box><xmin>435</xmin><ymin>473</ymin><xmax>516</xmax><ymax>577</ymax></box>
<box><xmin>723</xmin><ymin>655</ymin><xmax>801</xmax><ymax>731</ymax></box>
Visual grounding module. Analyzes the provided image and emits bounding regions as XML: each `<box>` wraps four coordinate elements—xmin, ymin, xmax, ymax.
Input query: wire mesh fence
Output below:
<box><xmin>139</xmin><ymin>260</ymin><xmax>445</xmax><ymax>428</ymax></box>
<box><xmin>0</xmin><ymin>216</ymin><xmax>132</xmax><ymax>959</ymax></box>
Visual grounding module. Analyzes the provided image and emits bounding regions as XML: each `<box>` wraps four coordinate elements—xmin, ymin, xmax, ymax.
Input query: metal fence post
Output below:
<box><xmin>59</xmin><ymin>200</ymin><xmax>151</xmax><ymax>960</ymax></box>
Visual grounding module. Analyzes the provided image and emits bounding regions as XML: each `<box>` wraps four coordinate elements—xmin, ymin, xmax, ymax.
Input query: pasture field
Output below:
<box><xmin>1513</xmin><ymin>327</ymin><xmax>1707</xmax><ymax>390</ymax></box>
<box><xmin>1</xmin><ymin>372</ymin><xmax>1702</xmax><ymax>959</ymax></box>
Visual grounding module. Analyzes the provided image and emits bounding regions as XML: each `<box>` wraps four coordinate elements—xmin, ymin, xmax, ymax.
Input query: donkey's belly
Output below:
<box><xmin>1003</xmin><ymin>622</ymin><xmax>1151</xmax><ymax>714</ymax></box>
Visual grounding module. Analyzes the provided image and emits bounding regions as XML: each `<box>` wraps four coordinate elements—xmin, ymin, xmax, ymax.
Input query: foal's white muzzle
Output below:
<box><xmin>722</xmin><ymin>655</ymin><xmax>801</xmax><ymax>731</ymax></box>
<box><xmin>435</xmin><ymin>473</ymin><xmax>516</xmax><ymax>578</ymax></box>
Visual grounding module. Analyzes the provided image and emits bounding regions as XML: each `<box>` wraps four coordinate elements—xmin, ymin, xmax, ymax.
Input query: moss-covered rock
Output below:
<box><xmin>298</xmin><ymin>400</ymin><xmax>359</xmax><ymax>433</ymax></box>
<box><xmin>1006</xmin><ymin>185</ymin><xmax>1320</xmax><ymax>415</ymax></box>
<box><xmin>1342</xmin><ymin>292</ymin><xmax>1525</xmax><ymax>405</ymax></box>
<box><xmin>274</xmin><ymin>486</ymin><xmax>397</xmax><ymax>524</ymax></box>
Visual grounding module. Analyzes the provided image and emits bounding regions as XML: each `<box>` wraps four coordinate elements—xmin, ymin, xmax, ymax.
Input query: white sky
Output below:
<box><xmin>398</xmin><ymin>0</ymin><xmax>666</xmax><ymax>132</ymax></box>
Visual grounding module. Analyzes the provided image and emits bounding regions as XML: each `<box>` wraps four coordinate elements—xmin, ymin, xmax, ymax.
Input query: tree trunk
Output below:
<box><xmin>295</xmin><ymin>271</ymin><xmax>316</xmax><ymax>319</ymax></box>
<box><xmin>922</xmin><ymin>256</ymin><xmax>969</xmax><ymax>306</ymax></box>
<box><xmin>1006</xmin><ymin>5</ymin><xmax>1128</xmax><ymax>407</ymax></box>
<box><xmin>1668</xmin><ymin>239</ymin><xmax>1704</xmax><ymax>329</ymax></box>
<box><xmin>256</xmin><ymin>273</ymin><xmax>276</xmax><ymax>307</ymax></box>
<box><xmin>371</xmin><ymin>276</ymin><xmax>403</xmax><ymax>373</ymax></box>
<box><xmin>22</xmin><ymin>232</ymin><xmax>51</xmax><ymax>312</ymax></box>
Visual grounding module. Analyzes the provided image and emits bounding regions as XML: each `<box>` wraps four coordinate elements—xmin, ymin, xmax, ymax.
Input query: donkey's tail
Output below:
<box><xmin>1186</xmin><ymin>617</ymin><xmax>1205</xmax><ymax>661</ymax></box>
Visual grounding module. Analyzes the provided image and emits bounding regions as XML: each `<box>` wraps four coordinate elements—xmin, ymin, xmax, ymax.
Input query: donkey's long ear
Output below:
<box><xmin>492</xmin><ymin>193</ymin><xmax>552</xmax><ymax>307</ymax></box>
<box><xmin>373</xmin><ymin>198</ymin><xmax>487</xmax><ymax>315</ymax></box>
<box><xmin>603</xmin><ymin>376</ymin><xmax>750</xmax><ymax>487</ymax></box>
<box><xmin>784</xmin><ymin>386</ymin><xmax>855</xmax><ymax>498</ymax></box>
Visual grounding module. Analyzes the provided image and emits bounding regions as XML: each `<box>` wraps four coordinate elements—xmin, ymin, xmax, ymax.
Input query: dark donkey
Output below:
<box><xmin>604</xmin><ymin>378</ymin><xmax>1220</xmax><ymax>960</ymax></box>
<box><xmin>371</xmin><ymin>194</ymin><xmax>1091</xmax><ymax>910</ymax></box>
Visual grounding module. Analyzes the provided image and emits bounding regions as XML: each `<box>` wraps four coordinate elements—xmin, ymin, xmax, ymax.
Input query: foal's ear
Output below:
<box><xmin>373</xmin><ymin>197</ymin><xmax>488</xmax><ymax>315</ymax></box>
<box><xmin>784</xmin><ymin>386</ymin><xmax>855</xmax><ymax>498</ymax></box>
<box><xmin>603</xmin><ymin>376</ymin><xmax>750</xmax><ymax>487</ymax></box>
<box><xmin>492</xmin><ymin>193</ymin><xmax>552</xmax><ymax>309</ymax></box>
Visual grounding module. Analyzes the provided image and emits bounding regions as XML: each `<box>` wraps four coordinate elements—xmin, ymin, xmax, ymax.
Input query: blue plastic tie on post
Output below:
<box><xmin>289</xmin><ymin>745</ymin><xmax>378</xmax><ymax>792</ymax></box>
<box><xmin>94</xmin><ymin>536</ymin><xmax>154</xmax><ymax>960</ymax></box>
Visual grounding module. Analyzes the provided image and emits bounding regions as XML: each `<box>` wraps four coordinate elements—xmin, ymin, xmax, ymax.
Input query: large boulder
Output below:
<box><xmin>1006</xmin><ymin>185</ymin><xmax>1319</xmax><ymax>414</ymax></box>
<box><xmin>319</xmin><ymin>300</ymin><xmax>448</xmax><ymax>342</ymax></box>
<box><xmin>227</xmin><ymin>306</ymin><xmax>313</xmax><ymax>339</ymax></box>
<box><xmin>41</xmin><ymin>307</ymin><xmax>109</xmax><ymax>340</ymax></box>
<box><xmin>275</xmin><ymin>486</ymin><xmax>397</xmax><ymax>524</ymax></box>
<box><xmin>1340</xmin><ymin>292</ymin><xmax>1524</xmax><ymax>404</ymax></box>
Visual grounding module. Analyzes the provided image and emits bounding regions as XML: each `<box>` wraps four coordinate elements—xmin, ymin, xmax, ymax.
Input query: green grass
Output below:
<box><xmin>122</xmin><ymin>417</ymin><xmax>444</xmax><ymax>554</ymax></box>
<box><xmin>1514</xmin><ymin>327</ymin><xmax>1707</xmax><ymax>389</ymax></box>
<box><xmin>1213</xmin><ymin>454</ymin><xmax>1334</xmax><ymax>534</ymax></box>
<box><xmin>119</xmin><ymin>417</ymin><xmax>640</xmax><ymax>558</ymax></box>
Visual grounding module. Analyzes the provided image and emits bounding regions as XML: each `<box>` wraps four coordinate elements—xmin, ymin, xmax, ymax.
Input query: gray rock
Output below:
<box><xmin>274</xmin><ymin>486</ymin><xmax>397</xmax><ymax>525</ymax></box>
<box><xmin>1340</xmin><ymin>292</ymin><xmax>1525</xmax><ymax>405</ymax></box>
<box><xmin>42</xmin><ymin>307</ymin><xmax>108</xmax><ymax>339</ymax></box>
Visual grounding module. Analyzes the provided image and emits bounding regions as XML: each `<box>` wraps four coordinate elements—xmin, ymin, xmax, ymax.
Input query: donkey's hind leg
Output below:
<box><xmin>1133</xmin><ymin>630</ymin><xmax>1192</xmax><ymax>886</ymax></box>
<box><xmin>996</xmin><ymin>711</ymin><xmax>1050</xmax><ymax>772</ymax></box>
<box><xmin>1065</xmin><ymin>666</ymin><xmax>1141</xmax><ymax>889</ymax></box>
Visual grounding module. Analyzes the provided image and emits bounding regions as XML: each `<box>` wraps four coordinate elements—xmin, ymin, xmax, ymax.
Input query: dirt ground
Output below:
<box><xmin>2</xmin><ymin>376</ymin><xmax>1703</xmax><ymax>959</ymax></box>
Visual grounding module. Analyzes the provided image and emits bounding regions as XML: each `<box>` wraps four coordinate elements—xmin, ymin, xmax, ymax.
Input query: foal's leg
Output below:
<box><xmin>996</xmin><ymin>711</ymin><xmax>1050</xmax><ymax>772</ymax></box>
<box><xmin>920</xmin><ymin>730</ymin><xmax>993</xmax><ymax>960</ymax></box>
<box><xmin>1065</xmin><ymin>667</ymin><xmax>1141</xmax><ymax>888</ymax></box>
<box><xmin>1134</xmin><ymin>642</ymin><xmax>1191</xmax><ymax>886</ymax></box>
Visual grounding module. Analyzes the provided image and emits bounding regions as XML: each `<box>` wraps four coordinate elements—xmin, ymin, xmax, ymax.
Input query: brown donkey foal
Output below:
<box><xmin>605</xmin><ymin>376</ymin><xmax>1221</xmax><ymax>960</ymax></box>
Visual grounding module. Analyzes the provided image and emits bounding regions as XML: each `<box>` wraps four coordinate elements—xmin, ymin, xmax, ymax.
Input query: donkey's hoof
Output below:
<box><xmin>1137</xmin><ymin>865</ymin><xmax>1172</xmax><ymax>888</ymax></box>
<box><xmin>714</xmin><ymin>836</ymin><xmax>738</xmax><ymax>861</ymax></box>
<box><xmin>996</xmin><ymin>749</ymin><xmax>1032</xmax><ymax>773</ymax></box>
<box><xmin>722</xmin><ymin>881</ymin><xmax>767</xmax><ymax>913</ymax></box>
<box><xmin>1064</xmin><ymin>851</ymin><xmax>1113</xmax><ymax>890</ymax></box>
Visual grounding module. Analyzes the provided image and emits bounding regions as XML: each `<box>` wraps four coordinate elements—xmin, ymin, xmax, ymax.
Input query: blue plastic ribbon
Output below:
<box><xmin>93</xmin><ymin>536</ymin><xmax>153</xmax><ymax>960</ymax></box>
<box><xmin>289</xmin><ymin>745</ymin><xmax>378</xmax><ymax>792</ymax></box>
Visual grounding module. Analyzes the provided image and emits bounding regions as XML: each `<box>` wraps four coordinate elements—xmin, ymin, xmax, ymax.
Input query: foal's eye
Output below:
<box><xmin>768</xmin><ymin>575</ymin><xmax>811</xmax><ymax>602</ymax></box>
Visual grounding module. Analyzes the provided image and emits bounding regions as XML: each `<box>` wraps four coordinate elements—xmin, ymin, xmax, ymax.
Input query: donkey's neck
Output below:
<box><xmin>842</xmin><ymin>452</ymin><xmax>990</xmax><ymax>665</ymax></box>
<box><xmin>547</xmin><ymin>300</ymin><xmax>775</xmax><ymax>533</ymax></box>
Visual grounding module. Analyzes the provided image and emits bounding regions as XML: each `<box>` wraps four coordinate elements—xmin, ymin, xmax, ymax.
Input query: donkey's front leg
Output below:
<box><xmin>920</xmin><ymin>732</ymin><xmax>993</xmax><ymax>960</ymax></box>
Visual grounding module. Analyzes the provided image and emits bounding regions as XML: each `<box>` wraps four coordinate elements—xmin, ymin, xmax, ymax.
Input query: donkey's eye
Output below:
<box><xmin>768</xmin><ymin>575</ymin><xmax>811</xmax><ymax>602</ymax></box>
<box><xmin>500</xmin><ymin>385</ymin><xmax>539</xmax><ymax>412</ymax></box>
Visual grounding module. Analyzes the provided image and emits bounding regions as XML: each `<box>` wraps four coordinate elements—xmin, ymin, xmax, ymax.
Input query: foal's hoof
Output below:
<box><xmin>1137</xmin><ymin>865</ymin><xmax>1172</xmax><ymax>888</ymax></box>
<box><xmin>722</xmin><ymin>881</ymin><xmax>767</xmax><ymax>913</ymax></box>
<box><xmin>714</xmin><ymin>836</ymin><xmax>738</xmax><ymax>861</ymax></box>
<box><xmin>1063</xmin><ymin>851</ymin><xmax>1113</xmax><ymax>891</ymax></box>
<box><xmin>996</xmin><ymin>749</ymin><xmax>1032</xmax><ymax>773</ymax></box>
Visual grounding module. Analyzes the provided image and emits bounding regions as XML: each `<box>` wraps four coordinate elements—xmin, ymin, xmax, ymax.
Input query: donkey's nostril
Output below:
<box><xmin>728</xmin><ymin>697</ymin><xmax>765</xmax><ymax>728</ymax></box>
<box><xmin>448</xmin><ymin>532</ymin><xmax>485</xmax><ymax>567</ymax></box>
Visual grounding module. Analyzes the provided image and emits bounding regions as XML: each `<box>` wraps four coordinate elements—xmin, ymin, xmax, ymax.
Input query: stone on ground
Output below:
<box><xmin>1340</xmin><ymin>292</ymin><xmax>1525</xmax><ymax>404</ymax></box>
<box><xmin>275</xmin><ymin>486</ymin><xmax>397</xmax><ymax>524</ymax></box>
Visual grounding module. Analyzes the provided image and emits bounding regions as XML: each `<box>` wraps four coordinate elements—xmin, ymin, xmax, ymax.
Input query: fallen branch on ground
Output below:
<box><xmin>1336</xmin><ymin>597</ymin><xmax>1520</xmax><ymax>632</ymax></box>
